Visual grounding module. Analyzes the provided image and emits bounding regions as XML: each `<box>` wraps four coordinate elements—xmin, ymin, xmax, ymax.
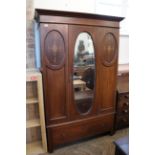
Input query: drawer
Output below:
<box><xmin>117</xmin><ymin>93</ymin><xmax>129</xmax><ymax>115</ymax></box>
<box><xmin>117</xmin><ymin>102</ymin><xmax>129</xmax><ymax>115</ymax></box>
<box><xmin>116</xmin><ymin>115</ymin><xmax>129</xmax><ymax>129</ymax></box>
<box><xmin>118</xmin><ymin>93</ymin><xmax>129</xmax><ymax>101</ymax></box>
<box><xmin>47</xmin><ymin>114</ymin><xmax>114</xmax><ymax>147</ymax></box>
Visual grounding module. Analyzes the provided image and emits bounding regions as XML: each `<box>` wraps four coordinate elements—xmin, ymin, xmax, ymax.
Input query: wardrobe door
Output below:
<box><xmin>40</xmin><ymin>24</ymin><xmax>69</xmax><ymax>125</ymax></box>
<box><xmin>69</xmin><ymin>25</ymin><xmax>98</xmax><ymax>119</ymax></box>
<box><xmin>96</xmin><ymin>27</ymin><xmax>119</xmax><ymax>114</ymax></box>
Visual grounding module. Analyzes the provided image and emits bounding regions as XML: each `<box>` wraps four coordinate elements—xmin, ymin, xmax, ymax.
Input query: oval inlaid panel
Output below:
<box><xmin>101</xmin><ymin>33</ymin><xmax>117</xmax><ymax>66</ymax></box>
<box><xmin>45</xmin><ymin>30</ymin><xmax>65</xmax><ymax>69</ymax></box>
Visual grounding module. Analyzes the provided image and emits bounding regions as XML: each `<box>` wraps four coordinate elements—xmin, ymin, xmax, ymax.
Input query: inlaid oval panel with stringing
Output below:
<box><xmin>44</xmin><ymin>30</ymin><xmax>65</xmax><ymax>69</ymax></box>
<box><xmin>101</xmin><ymin>33</ymin><xmax>117</xmax><ymax>67</ymax></box>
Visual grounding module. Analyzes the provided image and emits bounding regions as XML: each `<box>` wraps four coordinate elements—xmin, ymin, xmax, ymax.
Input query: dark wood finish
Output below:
<box><xmin>40</xmin><ymin>24</ymin><xmax>69</xmax><ymax>125</ymax></box>
<box><xmin>44</xmin><ymin>30</ymin><xmax>66</xmax><ymax>70</ymax></box>
<box><xmin>101</xmin><ymin>32</ymin><xmax>118</xmax><ymax>66</ymax></box>
<box><xmin>35</xmin><ymin>9</ymin><xmax>124</xmax><ymax>28</ymax></box>
<box><xmin>39</xmin><ymin>15</ymin><xmax>119</xmax><ymax>28</ymax></box>
<box><xmin>96</xmin><ymin>27</ymin><xmax>119</xmax><ymax>114</ymax></box>
<box><xmin>36</xmin><ymin>9</ymin><xmax>124</xmax><ymax>152</ymax></box>
<box><xmin>115</xmin><ymin>73</ymin><xmax>129</xmax><ymax>130</ymax></box>
<box><xmin>35</xmin><ymin>9</ymin><xmax>124</xmax><ymax>22</ymax></box>
<box><xmin>47</xmin><ymin>113</ymin><xmax>113</xmax><ymax>148</ymax></box>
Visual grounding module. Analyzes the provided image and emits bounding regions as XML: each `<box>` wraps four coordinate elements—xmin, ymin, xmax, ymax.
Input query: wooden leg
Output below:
<box><xmin>47</xmin><ymin>130</ymin><xmax>54</xmax><ymax>153</ymax></box>
<box><xmin>110</xmin><ymin>121</ymin><xmax>116</xmax><ymax>135</ymax></box>
<box><xmin>48</xmin><ymin>144</ymin><xmax>54</xmax><ymax>153</ymax></box>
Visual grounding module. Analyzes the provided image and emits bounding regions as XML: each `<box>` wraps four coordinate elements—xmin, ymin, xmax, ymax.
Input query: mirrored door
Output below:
<box><xmin>73</xmin><ymin>32</ymin><xmax>95</xmax><ymax>114</ymax></box>
<box><xmin>69</xmin><ymin>25</ymin><xmax>99</xmax><ymax>118</ymax></box>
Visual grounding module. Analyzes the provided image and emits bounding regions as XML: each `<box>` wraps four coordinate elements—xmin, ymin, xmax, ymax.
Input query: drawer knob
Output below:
<box><xmin>123</xmin><ymin>109</ymin><xmax>128</xmax><ymax>113</ymax></box>
<box><xmin>122</xmin><ymin>118</ymin><xmax>128</xmax><ymax>122</ymax></box>
<box><xmin>123</xmin><ymin>102</ymin><xmax>129</xmax><ymax>106</ymax></box>
<box><xmin>124</xmin><ymin>95</ymin><xmax>129</xmax><ymax>99</ymax></box>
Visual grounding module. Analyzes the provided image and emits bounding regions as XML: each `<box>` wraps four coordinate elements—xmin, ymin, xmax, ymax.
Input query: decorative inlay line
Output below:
<box><xmin>101</xmin><ymin>33</ymin><xmax>117</xmax><ymax>67</ymax></box>
<box><xmin>45</xmin><ymin>30</ymin><xmax>66</xmax><ymax>70</ymax></box>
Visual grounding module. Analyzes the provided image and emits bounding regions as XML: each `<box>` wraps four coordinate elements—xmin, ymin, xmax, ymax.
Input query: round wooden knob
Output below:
<box><xmin>124</xmin><ymin>95</ymin><xmax>129</xmax><ymax>99</ymax></box>
<box><xmin>123</xmin><ymin>102</ymin><xmax>129</xmax><ymax>106</ymax></box>
<box><xmin>122</xmin><ymin>118</ymin><xmax>127</xmax><ymax>122</ymax></box>
<box><xmin>123</xmin><ymin>109</ymin><xmax>128</xmax><ymax>113</ymax></box>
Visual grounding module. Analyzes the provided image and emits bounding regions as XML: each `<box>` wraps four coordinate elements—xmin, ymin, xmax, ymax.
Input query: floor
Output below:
<box><xmin>41</xmin><ymin>128</ymin><xmax>128</xmax><ymax>155</ymax></box>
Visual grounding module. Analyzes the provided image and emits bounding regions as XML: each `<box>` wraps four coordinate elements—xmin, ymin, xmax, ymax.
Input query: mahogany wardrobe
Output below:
<box><xmin>35</xmin><ymin>9</ymin><xmax>124</xmax><ymax>152</ymax></box>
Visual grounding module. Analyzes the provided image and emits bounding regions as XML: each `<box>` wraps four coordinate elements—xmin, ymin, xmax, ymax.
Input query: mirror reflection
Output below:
<box><xmin>73</xmin><ymin>32</ymin><xmax>95</xmax><ymax>114</ymax></box>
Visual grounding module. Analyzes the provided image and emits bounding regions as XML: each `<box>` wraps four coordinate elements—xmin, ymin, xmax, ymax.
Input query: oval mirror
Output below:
<box><xmin>73</xmin><ymin>32</ymin><xmax>95</xmax><ymax>114</ymax></box>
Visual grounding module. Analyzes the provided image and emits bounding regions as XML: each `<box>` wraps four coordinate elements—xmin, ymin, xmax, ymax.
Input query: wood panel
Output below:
<box><xmin>47</xmin><ymin>113</ymin><xmax>113</xmax><ymax>150</ymax></box>
<box><xmin>96</xmin><ymin>27</ymin><xmax>119</xmax><ymax>113</ymax></box>
<box><xmin>26</xmin><ymin>104</ymin><xmax>39</xmax><ymax>120</ymax></box>
<box><xmin>26</xmin><ymin>141</ymin><xmax>44</xmax><ymax>155</ymax></box>
<box><xmin>36</xmin><ymin>73</ymin><xmax>48</xmax><ymax>152</ymax></box>
<box><xmin>35</xmin><ymin>9</ymin><xmax>124</xmax><ymax>28</ymax></box>
<box><xmin>101</xmin><ymin>33</ymin><xmax>117</xmax><ymax>66</ymax></box>
<box><xmin>45</xmin><ymin>30</ymin><xmax>66</xmax><ymax>69</ymax></box>
<box><xmin>26</xmin><ymin>119</ymin><xmax>40</xmax><ymax>128</ymax></box>
<box><xmin>26</xmin><ymin>81</ymin><xmax>38</xmax><ymax>99</ymax></box>
<box><xmin>46</xmin><ymin>67</ymin><xmax>66</xmax><ymax>121</ymax></box>
<box><xmin>26</xmin><ymin>127</ymin><xmax>41</xmax><ymax>143</ymax></box>
<box><xmin>40</xmin><ymin>24</ymin><xmax>69</xmax><ymax>125</ymax></box>
<box><xmin>39</xmin><ymin>15</ymin><xmax>119</xmax><ymax>28</ymax></box>
<box><xmin>26</xmin><ymin>98</ymin><xmax>38</xmax><ymax>104</ymax></box>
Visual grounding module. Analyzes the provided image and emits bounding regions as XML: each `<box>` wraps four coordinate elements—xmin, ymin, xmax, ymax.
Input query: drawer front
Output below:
<box><xmin>48</xmin><ymin>114</ymin><xmax>114</xmax><ymax>147</ymax></box>
<box><xmin>116</xmin><ymin>115</ymin><xmax>129</xmax><ymax>129</ymax></box>
<box><xmin>117</xmin><ymin>93</ymin><xmax>129</xmax><ymax>115</ymax></box>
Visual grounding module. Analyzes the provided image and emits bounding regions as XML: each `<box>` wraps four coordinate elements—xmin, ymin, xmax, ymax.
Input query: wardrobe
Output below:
<box><xmin>35</xmin><ymin>9</ymin><xmax>124</xmax><ymax>152</ymax></box>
